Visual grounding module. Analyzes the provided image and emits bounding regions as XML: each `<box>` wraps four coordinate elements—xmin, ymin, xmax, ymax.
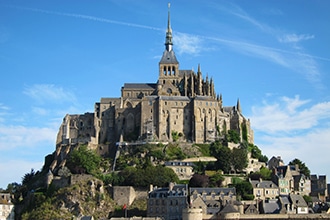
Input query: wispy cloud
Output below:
<box><xmin>6</xmin><ymin>5</ymin><xmax>162</xmax><ymax>32</ymax></box>
<box><xmin>278</xmin><ymin>34</ymin><xmax>315</xmax><ymax>44</ymax></box>
<box><xmin>0</xmin><ymin>124</ymin><xmax>57</xmax><ymax>150</ymax></box>
<box><xmin>226</xmin><ymin>4</ymin><xmax>275</xmax><ymax>35</ymax></box>
<box><xmin>174</xmin><ymin>32</ymin><xmax>204</xmax><ymax>56</ymax></box>
<box><xmin>209</xmin><ymin>3</ymin><xmax>326</xmax><ymax>88</ymax></box>
<box><xmin>249</xmin><ymin>95</ymin><xmax>330</xmax><ymax>134</ymax></box>
<box><xmin>23</xmin><ymin>84</ymin><xmax>77</xmax><ymax>104</ymax></box>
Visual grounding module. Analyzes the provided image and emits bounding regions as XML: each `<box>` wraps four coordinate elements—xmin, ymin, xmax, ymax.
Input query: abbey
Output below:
<box><xmin>55</xmin><ymin>7</ymin><xmax>253</xmax><ymax>160</ymax></box>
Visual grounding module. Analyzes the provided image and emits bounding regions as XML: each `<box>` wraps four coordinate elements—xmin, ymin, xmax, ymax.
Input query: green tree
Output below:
<box><xmin>210</xmin><ymin>141</ymin><xmax>232</xmax><ymax>173</ymax></box>
<box><xmin>226</xmin><ymin>130</ymin><xmax>240</xmax><ymax>144</ymax></box>
<box><xmin>209</xmin><ymin>172</ymin><xmax>224</xmax><ymax>187</ymax></box>
<box><xmin>22</xmin><ymin>168</ymin><xmax>35</xmax><ymax>185</ymax></box>
<box><xmin>232</xmin><ymin>147</ymin><xmax>248</xmax><ymax>172</ymax></box>
<box><xmin>248</xmin><ymin>144</ymin><xmax>268</xmax><ymax>163</ymax></box>
<box><xmin>193</xmin><ymin>161</ymin><xmax>207</xmax><ymax>174</ymax></box>
<box><xmin>120</xmin><ymin>165</ymin><xmax>179</xmax><ymax>187</ymax></box>
<box><xmin>249</xmin><ymin>167</ymin><xmax>272</xmax><ymax>180</ymax></box>
<box><xmin>189</xmin><ymin>174</ymin><xmax>209</xmax><ymax>187</ymax></box>
<box><xmin>289</xmin><ymin>158</ymin><xmax>311</xmax><ymax>177</ymax></box>
<box><xmin>67</xmin><ymin>145</ymin><xmax>101</xmax><ymax>175</ymax></box>
<box><xmin>232</xmin><ymin>181</ymin><xmax>254</xmax><ymax>200</ymax></box>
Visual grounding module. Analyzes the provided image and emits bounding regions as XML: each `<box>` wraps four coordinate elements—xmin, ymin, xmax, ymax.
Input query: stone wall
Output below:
<box><xmin>112</xmin><ymin>186</ymin><xmax>136</xmax><ymax>206</ymax></box>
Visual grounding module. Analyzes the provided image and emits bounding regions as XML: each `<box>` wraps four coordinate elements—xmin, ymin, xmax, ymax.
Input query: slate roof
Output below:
<box><xmin>179</xmin><ymin>69</ymin><xmax>194</xmax><ymax>77</ymax></box>
<box><xmin>149</xmin><ymin>184</ymin><xmax>188</xmax><ymax>198</ymax></box>
<box><xmin>194</xmin><ymin>95</ymin><xmax>214</xmax><ymax>100</ymax></box>
<box><xmin>251</xmin><ymin>180</ymin><xmax>278</xmax><ymax>188</ymax></box>
<box><xmin>159</xmin><ymin>96</ymin><xmax>190</xmax><ymax>101</ymax></box>
<box><xmin>290</xmin><ymin>194</ymin><xmax>308</xmax><ymax>207</ymax></box>
<box><xmin>159</xmin><ymin>50</ymin><xmax>179</xmax><ymax>64</ymax></box>
<box><xmin>190</xmin><ymin>187</ymin><xmax>236</xmax><ymax>196</ymax></box>
<box><xmin>219</xmin><ymin>203</ymin><xmax>239</xmax><ymax>213</ymax></box>
<box><xmin>263</xmin><ymin>200</ymin><xmax>281</xmax><ymax>214</ymax></box>
<box><xmin>205</xmin><ymin>200</ymin><xmax>221</xmax><ymax>214</ymax></box>
<box><xmin>123</xmin><ymin>83</ymin><xmax>157</xmax><ymax>90</ymax></box>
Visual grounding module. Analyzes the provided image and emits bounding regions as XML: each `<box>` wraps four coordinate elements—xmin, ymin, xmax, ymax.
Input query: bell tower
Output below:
<box><xmin>157</xmin><ymin>3</ymin><xmax>180</xmax><ymax>96</ymax></box>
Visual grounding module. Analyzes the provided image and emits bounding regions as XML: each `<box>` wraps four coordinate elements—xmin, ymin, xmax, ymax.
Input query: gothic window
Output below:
<box><xmin>164</xmin><ymin>66</ymin><xmax>167</xmax><ymax>75</ymax></box>
<box><xmin>168</xmin><ymin>66</ymin><xmax>171</xmax><ymax>75</ymax></box>
<box><xmin>167</xmin><ymin>88</ymin><xmax>172</xmax><ymax>94</ymax></box>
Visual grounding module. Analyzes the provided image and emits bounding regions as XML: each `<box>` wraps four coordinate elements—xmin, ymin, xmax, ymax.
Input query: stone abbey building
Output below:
<box><xmin>54</xmin><ymin>7</ymin><xmax>253</xmax><ymax>167</ymax></box>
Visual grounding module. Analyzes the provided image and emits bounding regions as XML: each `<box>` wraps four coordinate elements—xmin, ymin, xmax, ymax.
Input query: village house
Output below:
<box><xmin>147</xmin><ymin>183</ymin><xmax>188</xmax><ymax>220</ymax></box>
<box><xmin>0</xmin><ymin>193</ymin><xmax>14</xmax><ymax>220</ymax></box>
<box><xmin>250</xmin><ymin>178</ymin><xmax>279</xmax><ymax>200</ymax></box>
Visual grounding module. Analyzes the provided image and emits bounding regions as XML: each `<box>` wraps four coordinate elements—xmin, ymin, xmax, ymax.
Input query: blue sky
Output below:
<box><xmin>0</xmin><ymin>0</ymin><xmax>329</xmax><ymax>188</ymax></box>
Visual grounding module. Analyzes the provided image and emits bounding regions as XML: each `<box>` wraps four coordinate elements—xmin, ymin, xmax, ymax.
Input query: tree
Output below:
<box><xmin>22</xmin><ymin>168</ymin><xmax>35</xmax><ymax>185</ymax></box>
<box><xmin>289</xmin><ymin>158</ymin><xmax>311</xmax><ymax>177</ymax></box>
<box><xmin>248</xmin><ymin>144</ymin><xmax>268</xmax><ymax>163</ymax></box>
<box><xmin>209</xmin><ymin>172</ymin><xmax>224</xmax><ymax>187</ymax></box>
<box><xmin>119</xmin><ymin>165</ymin><xmax>179</xmax><ymax>187</ymax></box>
<box><xmin>210</xmin><ymin>141</ymin><xmax>231</xmax><ymax>173</ymax></box>
<box><xmin>232</xmin><ymin>181</ymin><xmax>254</xmax><ymax>200</ymax></box>
<box><xmin>189</xmin><ymin>174</ymin><xmax>209</xmax><ymax>187</ymax></box>
<box><xmin>249</xmin><ymin>167</ymin><xmax>272</xmax><ymax>180</ymax></box>
<box><xmin>232</xmin><ymin>147</ymin><xmax>248</xmax><ymax>172</ymax></box>
<box><xmin>226</xmin><ymin>130</ymin><xmax>240</xmax><ymax>144</ymax></box>
<box><xmin>66</xmin><ymin>145</ymin><xmax>101</xmax><ymax>175</ymax></box>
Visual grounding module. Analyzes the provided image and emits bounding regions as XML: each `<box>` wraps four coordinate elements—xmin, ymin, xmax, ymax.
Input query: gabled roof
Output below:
<box><xmin>250</xmin><ymin>180</ymin><xmax>278</xmax><ymax>188</ymax></box>
<box><xmin>289</xmin><ymin>194</ymin><xmax>308</xmax><ymax>207</ymax></box>
<box><xmin>263</xmin><ymin>200</ymin><xmax>281</xmax><ymax>214</ymax></box>
<box><xmin>219</xmin><ymin>203</ymin><xmax>239</xmax><ymax>213</ymax></box>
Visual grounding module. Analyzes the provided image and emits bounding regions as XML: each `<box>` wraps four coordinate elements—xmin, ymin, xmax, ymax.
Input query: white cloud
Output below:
<box><xmin>255</xmin><ymin>127</ymin><xmax>330</xmax><ymax>177</ymax></box>
<box><xmin>0</xmin><ymin>124</ymin><xmax>57</xmax><ymax>150</ymax></box>
<box><xmin>249</xmin><ymin>96</ymin><xmax>330</xmax><ymax>134</ymax></box>
<box><xmin>174</xmin><ymin>32</ymin><xmax>203</xmax><ymax>56</ymax></box>
<box><xmin>23</xmin><ymin>84</ymin><xmax>77</xmax><ymax>104</ymax></box>
<box><xmin>278</xmin><ymin>34</ymin><xmax>314</xmax><ymax>43</ymax></box>
<box><xmin>250</xmin><ymin>95</ymin><xmax>330</xmax><ymax>177</ymax></box>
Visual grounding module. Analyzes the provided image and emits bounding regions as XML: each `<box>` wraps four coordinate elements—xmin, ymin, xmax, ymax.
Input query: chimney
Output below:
<box><xmin>169</xmin><ymin>182</ymin><xmax>175</xmax><ymax>191</ymax></box>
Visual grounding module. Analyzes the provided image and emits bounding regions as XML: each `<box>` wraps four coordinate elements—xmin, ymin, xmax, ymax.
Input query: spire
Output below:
<box><xmin>165</xmin><ymin>3</ymin><xmax>173</xmax><ymax>51</ymax></box>
<box><xmin>237</xmin><ymin>98</ymin><xmax>241</xmax><ymax>113</ymax></box>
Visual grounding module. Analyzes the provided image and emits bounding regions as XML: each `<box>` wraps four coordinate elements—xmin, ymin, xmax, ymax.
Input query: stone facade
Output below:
<box><xmin>112</xmin><ymin>186</ymin><xmax>136</xmax><ymax>207</ymax></box>
<box><xmin>52</xmin><ymin>5</ymin><xmax>254</xmax><ymax>173</ymax></box>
